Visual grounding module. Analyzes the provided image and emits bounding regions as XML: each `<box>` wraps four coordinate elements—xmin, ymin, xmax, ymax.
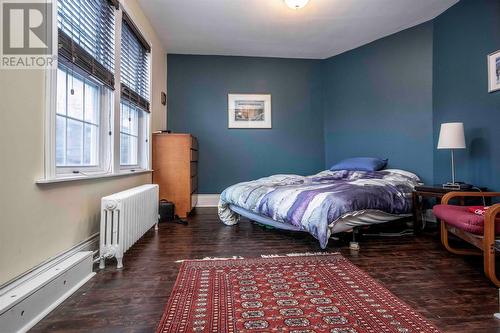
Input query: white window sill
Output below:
<box><xmin>36</xmin><ymin>169</ymin><xmax>153</xmax><ymax>184</ymax></box>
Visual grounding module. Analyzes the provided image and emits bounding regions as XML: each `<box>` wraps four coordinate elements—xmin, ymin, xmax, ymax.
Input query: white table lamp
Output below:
<box><xmin>437</xmin><ymin>122</ymin><xmax>466</xmax><ymax>188</ymax></box>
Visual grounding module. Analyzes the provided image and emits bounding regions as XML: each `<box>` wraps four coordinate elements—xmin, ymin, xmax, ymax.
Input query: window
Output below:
<box><xmin>120</xmin><ymin>102</ymin><xmax>139</xmax><ymax>166</ymax></box>
<box><xmin>48</xmin><ymin>0</ymin><xmax>117</xmax><ymax>178</ymax></box>
<box><xmin>56</xmin><ymin>66</ymin><xmax>100</xmax><ymax>167</ymax></box>
<box><xmin>42</xmin><ymin>0</ymin><xmax>152</xmax><ymax>182</ymax></box>
<box><xmin>119</xmin><ymin>12</ymin><xmax>151</xmax><ymax>169</ymax></box>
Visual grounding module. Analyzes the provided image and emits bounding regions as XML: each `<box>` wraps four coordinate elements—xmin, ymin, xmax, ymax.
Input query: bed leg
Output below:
<box><xmin>349</xmin><ymin>228</ymin><xmax>360</xmax><ymax>251</ymax></box>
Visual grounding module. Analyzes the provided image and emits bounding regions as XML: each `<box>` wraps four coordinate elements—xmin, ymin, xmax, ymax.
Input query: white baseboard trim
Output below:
<box><xmin>0</xmin><ymin>234</ymin><xmax>98</xmax><ymax>333</ymax></box>
<box><xmin>0</xmin><ymin>233</ymin><xmax>99</xmax><ymax>293</ymax></box>
<box><xmin>196</xmin><ymin>194</ymin><xmax>220</xmax><ymax>207</ymax></box>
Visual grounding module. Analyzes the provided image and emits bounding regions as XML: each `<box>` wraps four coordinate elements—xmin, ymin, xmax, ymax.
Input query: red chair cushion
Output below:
<box><xmin>433</xmin><ymin>205</ymin><xmax>500</xmax><ymax>235</ymax></box>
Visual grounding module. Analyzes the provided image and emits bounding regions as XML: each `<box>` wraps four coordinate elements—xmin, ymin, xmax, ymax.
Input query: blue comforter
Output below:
<box><xmin>218</xmin><ymin>169</ymin><xmax>421</xmax><ymax>248</ymax></box>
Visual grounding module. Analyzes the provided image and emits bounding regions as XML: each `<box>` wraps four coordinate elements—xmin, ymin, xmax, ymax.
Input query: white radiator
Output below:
<box><xmin>99</xmin><ymin>184</ymin><xmax>159</xmax><ymax>269</ymax></box>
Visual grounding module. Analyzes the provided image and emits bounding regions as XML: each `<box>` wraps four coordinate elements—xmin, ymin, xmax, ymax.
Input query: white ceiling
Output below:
<box><xmin>137</xmin><ymin>0</ymin><xmax>458</xmax><ymax>59</ymax></box>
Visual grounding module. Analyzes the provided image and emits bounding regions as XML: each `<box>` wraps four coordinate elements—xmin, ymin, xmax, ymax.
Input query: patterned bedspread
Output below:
<box><xmin>218</xmin><ymin>169</ymin><xmax>421</xmax><ymax>248</ymax></box>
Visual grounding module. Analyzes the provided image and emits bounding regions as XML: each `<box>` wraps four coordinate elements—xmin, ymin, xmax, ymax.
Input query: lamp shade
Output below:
<box><xmin>437</xmin><ymin>122</ymin><xmax>466</xmax><ymax>149</ymax></box>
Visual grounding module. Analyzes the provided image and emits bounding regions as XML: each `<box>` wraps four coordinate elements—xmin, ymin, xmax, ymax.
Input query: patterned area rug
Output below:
<box><xmin>157</xmin><ymin>253</ymin><xmax>440</xmax><ymax>333</ymax></box>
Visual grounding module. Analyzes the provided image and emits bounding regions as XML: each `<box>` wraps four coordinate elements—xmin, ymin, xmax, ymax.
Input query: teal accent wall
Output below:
<box><xmin>433</xmin><ymin>0</ymin><xmax>500</xmax><ymax>190</ymax></box>
<box><xmin>167</xmin><ymin>0</ymin><xmax>500</xmax><ymax>192</ymax></box>
<box><xmin>167</xmin><ymin>55</ymin><xmax>325</xmax><ymax>193</ymax></box>
<box><xmin>322</xmin><ymin>22</ymin><xmax>434</xmax><ymax>184</ymax></box>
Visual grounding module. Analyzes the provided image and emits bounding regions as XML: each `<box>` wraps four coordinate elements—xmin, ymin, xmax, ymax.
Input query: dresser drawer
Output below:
<box><xmin>191</xmin><ymin>136</ymin><xmax>198</xmax><ymax>150</ymax></box>
<box><xmin>191</xmin><ymin>175</ymin><xmax>198</xmax><ymax>194</ymax></box>
<box><xmin>190</xmin><ymin>149</ymin><xmax>198</xmax><ymax>162</ymax></box>
<box><xmin>190</xmin><ymin>162</ymin><xmax>198</xmax><ymax>177</ymax></box>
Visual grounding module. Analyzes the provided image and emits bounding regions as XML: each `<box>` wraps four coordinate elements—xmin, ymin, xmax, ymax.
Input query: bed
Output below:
<box><xmin>218</xmin><ymin>169</ymin><xmax>421</xmax><ymax>248</ymax></box>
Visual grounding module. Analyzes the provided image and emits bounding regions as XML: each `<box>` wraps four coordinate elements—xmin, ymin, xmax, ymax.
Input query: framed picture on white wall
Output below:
<box><xmin>228</xmin><ymin>94</ymin><xmax>272</xmax><ymax>129</ymax></box>
<box><xmin>488</xmin><ymin>50</ymin><xmax>500</xmax><ymax>92</ymax></box>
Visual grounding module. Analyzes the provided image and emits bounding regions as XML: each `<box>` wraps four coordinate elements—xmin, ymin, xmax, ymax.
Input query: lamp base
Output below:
<box><xmin>442</xmin><ymin>182</ymin><xmax>461</xmax><ymax>190</ymax></box>
<box><xmin>442</xmin><ymin>182</ymin><xmax>472</xmax><ymax>190</ymax></box>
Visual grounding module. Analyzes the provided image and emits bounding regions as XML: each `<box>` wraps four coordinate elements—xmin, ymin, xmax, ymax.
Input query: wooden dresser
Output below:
<box><xmin>152</xmin><ymin>133</ymin><xmax>198</xmax><ymax>218</ymax></box>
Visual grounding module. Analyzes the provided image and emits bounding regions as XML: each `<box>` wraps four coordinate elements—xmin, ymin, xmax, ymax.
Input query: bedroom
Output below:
<box><xmin>0</xmin><ymin>0</ymin><xmax>499</xmax><ymax>332</ymax></box>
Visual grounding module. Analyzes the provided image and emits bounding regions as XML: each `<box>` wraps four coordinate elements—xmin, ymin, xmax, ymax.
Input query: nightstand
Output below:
<box><xmin>412</xmin><ymin>185</ymin><xmax>488</xmax><ymax>233</ymax></box>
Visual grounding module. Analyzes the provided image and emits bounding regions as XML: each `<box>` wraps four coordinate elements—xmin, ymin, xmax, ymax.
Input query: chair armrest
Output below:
<box><xmin>484</xmin><ymin>204</ymin><xmax>500</xmax><ymax>243</ymax></box>
<box><xmin>442</xmin><ymin>191</ymin><xmax>500</xmax><ymax>205</ymax></box>
<box><xmin>485</xmin><ymin>204</ymin><xmax>500</xmax><ymax>224</ymax></box>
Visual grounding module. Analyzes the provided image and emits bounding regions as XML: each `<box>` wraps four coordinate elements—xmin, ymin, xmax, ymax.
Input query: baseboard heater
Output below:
<box><xmin>99</xmin><ymin>184</ymin><xmax>159</xmax><ymax>269</ymax></box>
<box><xmin>0</xmin><ymin>251</ymin><xmax>95</xmax><ymax>333</ymax></box>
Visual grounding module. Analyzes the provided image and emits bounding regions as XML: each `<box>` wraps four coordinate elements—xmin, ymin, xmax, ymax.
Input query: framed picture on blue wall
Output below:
<box><xmin>228</xmin><ymin>94</ymin><xmax>272</xmax><ymax>128</ymax></box>
<box><xmin>488</xmin><ymin>50</ymin><xmax>500</xmax><ymax>93</ymax></box>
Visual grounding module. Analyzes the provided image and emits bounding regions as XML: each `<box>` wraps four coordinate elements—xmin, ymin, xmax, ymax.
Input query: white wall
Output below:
<box><xmin>0</xmin><ymin>0</ymin><xmax>167</xmax><ymax>285</ymax></box>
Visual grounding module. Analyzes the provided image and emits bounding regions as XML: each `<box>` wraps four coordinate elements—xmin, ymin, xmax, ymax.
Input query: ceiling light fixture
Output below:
<box><xmin>284</xmin><ymin>0</ymin><xmax>310</xmax><ymax>10</ymax></box>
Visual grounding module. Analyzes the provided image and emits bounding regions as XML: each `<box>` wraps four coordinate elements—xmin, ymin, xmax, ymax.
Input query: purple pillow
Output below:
<box><xmin>329</xmin><ymin>157</ymin><xmax>388</xmax><ymax>172</ymax></box>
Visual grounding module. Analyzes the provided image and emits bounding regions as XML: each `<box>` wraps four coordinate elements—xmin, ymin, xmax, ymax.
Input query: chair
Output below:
<box><xmin>433</xmin><ymin>192</ymin><xmax>500</xmax><ymax>286</ymax></box>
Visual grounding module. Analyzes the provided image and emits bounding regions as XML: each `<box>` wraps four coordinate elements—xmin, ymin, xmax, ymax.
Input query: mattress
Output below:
<box><xmin>219</xmin><ymin>169</ymin><xmax>421</xmax><ymax>248</ymax></box>
<box><xmin>229</xmin><ymin>204</ymin><xmax>409</xmax><ymax>235</ymax></box>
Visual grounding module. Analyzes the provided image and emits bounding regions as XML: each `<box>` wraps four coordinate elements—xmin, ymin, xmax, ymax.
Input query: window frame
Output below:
<box><xmin>54</xmin><ymin>64</ymin><xmax>114</xmax><ymax>177</ymax></box>
<box><xmin>119</xmin><ymin>101</ymin><xmax>149</xmax><ymax>171</ymax></box>
<box><xmin>118</xmin><ymin>9</ymin><xmax>151</xmax><ymax>172</ymax></box>
<box><xmin>41</xmin><ymin>0</ymin><xmax>152</xmax><ymax>183</ymax></box>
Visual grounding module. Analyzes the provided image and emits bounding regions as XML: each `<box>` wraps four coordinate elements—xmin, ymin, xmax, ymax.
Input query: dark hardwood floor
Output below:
<box><xmin>32</xmin><ymin>208</ymin><xmax>500</xmax><ymax>333</ymax></box>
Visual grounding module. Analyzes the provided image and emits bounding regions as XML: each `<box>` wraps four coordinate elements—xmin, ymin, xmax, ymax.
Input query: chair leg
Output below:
<box><xmin>440</xmin><ymin>221</ymin><xmax>481</xmax><ymax>256</ymax></box>
<box><xmin>483</xmin><ymin>208</ymin><xmax>500</xmax><ymax>287</ymax></box>
<box><xmin>484</xmin><ymin>241</ymin><xmax>500</xmax><ymax>287</ymax></box>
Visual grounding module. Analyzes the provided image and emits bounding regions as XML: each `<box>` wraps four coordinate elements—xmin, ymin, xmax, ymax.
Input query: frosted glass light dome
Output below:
<box><xmin>284</xmin><ymin>0</ymin><xmax>310</xmax><ymax>9</ymax></box>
